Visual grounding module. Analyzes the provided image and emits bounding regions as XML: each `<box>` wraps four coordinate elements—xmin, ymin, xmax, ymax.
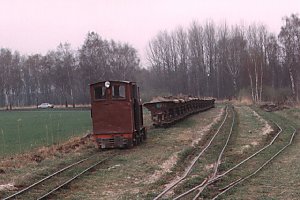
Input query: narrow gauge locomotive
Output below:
<box><xmin>90</xmin><ymin>80</ymin><xmax>146</xmax><ymax>148</ymax></box>
<box><xmin>144</xmin><ymin>97</ymin><xmax>215</xmax><ymax>127</ymax></box>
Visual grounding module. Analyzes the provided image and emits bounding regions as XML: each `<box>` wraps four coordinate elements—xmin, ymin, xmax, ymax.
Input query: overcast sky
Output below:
<box><xmin>0</xmin><ymin>0</ymin><xmax>299</xmax><ymax>66</ymax></box>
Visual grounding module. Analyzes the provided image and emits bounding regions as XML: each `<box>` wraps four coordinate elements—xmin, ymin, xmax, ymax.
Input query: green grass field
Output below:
<box><xmin>0</xmin><ymin>110</ymin><xmax>92</xmax><ymax>156</ymax></box>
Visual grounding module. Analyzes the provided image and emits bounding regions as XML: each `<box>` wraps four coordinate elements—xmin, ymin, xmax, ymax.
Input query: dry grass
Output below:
<box><xmin>222</xmin><ymin>107</ymin><xmax>299</xmax><ymax>199</ymax></box>
<box><xmin>3</xmin><ymin>105</ymin><xmax>297</xmax><ymax>199</ymax></box>
<box><xmin>0</xmin><ymin>133</ymin><xmax>93</xmax><ymax>169</ymax></box>
<box><xmin>0</xmin><ymin>107</ymin><xmax>222</xmax><ymax>199</ymax></box>
<box><xmin>56</xmin><ymin>106</ymin><xmax>224</xmax><ymax>200</ymax></box>
<box><xmin>0</xmin><ymin>133</ymin><xmax>95</xmax><ymax>198</ymax></box>
<box><xmin>172</xmin><ymin>105</ymin><xmax>277</xmax><ymax>199</ymax></box>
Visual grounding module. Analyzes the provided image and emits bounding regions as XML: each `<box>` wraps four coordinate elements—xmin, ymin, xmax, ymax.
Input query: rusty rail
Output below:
<box><xmin>173</xmin><ymin>118</ymin><xmax>284</xmax><ymax>199</ymax></box>
<box><xmin>212</xmin><ymin>126</ymin><xmax>296</xmax><ymax>199</ymax></box>
<box><xmin>3</xmin><ymin>155</ymin><xmax>96</xmax><ymax>200</ymax></box>
<box><xmin>193</xmin><ymin>106</ymin><xmax>235</xmax><ymax>200</ymax></box>
<box><xmin>173</xmin><ymin>114</ymin><xmax>296</xmax><ymax>200</ymax></box>
<box><xmin>154</xmin><ymin>105</ymin><xmax>232</xmax><ymax>200</ymax></box>
<box><xmin>37</xmin><ymin>157</ymin><xmax>110</xmax><ymax>199</ymax></box>
<box><xmin>3</xmin><ymin>154</ymin><xmax>113</xmax><ymax>200</ymax></box>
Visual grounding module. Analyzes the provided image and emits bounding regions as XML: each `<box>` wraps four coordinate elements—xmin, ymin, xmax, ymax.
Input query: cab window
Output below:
<box><xmin>94</xmin><ymin>86</ymin><xmax>105</xmax><ymax>100</ymax></box>
<box><xmin>112</xmin><ymin>85</ymin><xmax>125</xmax><ymax>99</ymax></box>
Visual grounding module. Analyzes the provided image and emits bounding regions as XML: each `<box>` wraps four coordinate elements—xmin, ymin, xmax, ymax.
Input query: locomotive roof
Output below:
<box><xmin>90</xmin><ymin>80</ymin><xmax>135</xmax><ymax>86</ymax></box>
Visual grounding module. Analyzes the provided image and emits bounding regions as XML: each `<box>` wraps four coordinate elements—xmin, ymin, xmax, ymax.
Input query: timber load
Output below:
<box><xmin>144</xmin><ymin>96</ymin><xmax>215</xmax><ymax>127</ymax></box>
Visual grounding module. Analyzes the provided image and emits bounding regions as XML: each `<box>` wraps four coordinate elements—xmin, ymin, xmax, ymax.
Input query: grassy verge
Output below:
<box><xmin>54</xmin><ymin>106</ymin><xmax>224</xmax><ymax>200</ymax></box>
<box><xmin>219</xmin><ymin>106</ymin><xmax>299</xmax><ymax>199</ymax></box>
<box><xmin>0</xmin><ymin>136</ymin><xmax>97</xmax><ymax>198</ymax></box>
<box><xmin>7</xmin><ymin>104</ymin><xmax>284</xmax><ymax>199</ymax></box>
<box><xmin>221</xmin><ymin>109</ymin><xmax>300</xmax><ymax>199</ymax></box>
<box><xmin>169</xmin><ymin>105</ymin><xmax>278</xmax><ymax>199</ymax></box>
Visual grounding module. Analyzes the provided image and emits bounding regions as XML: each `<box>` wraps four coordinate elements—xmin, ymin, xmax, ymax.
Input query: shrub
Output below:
<box><xmin>262</xmin><ymin>86</ymin><xmax>292</xmax><ymax>103</ymax></box>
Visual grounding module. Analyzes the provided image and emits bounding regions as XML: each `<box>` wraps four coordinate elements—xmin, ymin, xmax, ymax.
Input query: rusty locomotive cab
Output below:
<box><xmin>144</xmin><ymin>96</ymin><xmax>215</xmax><ymax>128</ymax></box>
<box><xmin>90</xmin><ymin>81</ymin><xmax>146</xmax><ymax>148</ymax></box>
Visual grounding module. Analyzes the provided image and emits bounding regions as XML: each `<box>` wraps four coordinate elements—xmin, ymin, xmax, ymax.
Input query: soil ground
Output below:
<box><xmin>0</xmin><ymin>104</ymin><xmax>299</xmax><ymax>199</ymax></box>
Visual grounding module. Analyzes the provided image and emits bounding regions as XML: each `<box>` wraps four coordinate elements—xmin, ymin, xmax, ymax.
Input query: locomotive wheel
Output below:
<box><xmin>126</xmin><ymin>139</ymin><xmax>133</xmax><ymax>148</ymax></box>
<box><xmin>137</xmin><ymin>135</ymin><xmax>142</xmax><ymax>144</ymax></box>
<box><xmin>142</xmin><ymin>131</ymin><xmax>147</xmax><ymax>140</ymax></box>
<box><xmin>133</xmin><ymin>134</ymin><xmax>138</xmax><ymax>145</ymax></box>
<box><xmin>139</xmin><ymin>133</ymin><xmax>143</xmax><ymax>142</ymax></box>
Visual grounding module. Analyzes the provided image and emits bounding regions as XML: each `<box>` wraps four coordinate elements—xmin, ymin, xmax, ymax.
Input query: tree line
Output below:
<box><xmin>0</xmin><ymin>32</ymin><xmax>140</xmax><ymax>108</ymax></box>
<box><xmin>0</xmin><ymin>14</ymin><xmax>299</xmax><ymax>108</ymax></box>
<box><xmin>146</xmin><ymin>14</ymin><xmax>300</xmax><ymax>103</ymax></box>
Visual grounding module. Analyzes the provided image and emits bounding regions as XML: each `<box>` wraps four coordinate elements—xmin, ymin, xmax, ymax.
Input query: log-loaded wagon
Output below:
<box><xmin>144</xmin><ymin>96</ymin><xmax>215</xmax><ymax>127</ymax></box>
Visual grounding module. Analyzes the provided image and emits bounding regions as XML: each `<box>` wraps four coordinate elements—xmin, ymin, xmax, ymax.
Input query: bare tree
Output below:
<box><xmin>0</xmin><ymin>49</ymin><xmax>13</xmax><ymax>109</ymax></box>
<box><xmin>204</xmin><ymin>21</ymin><xmax>217</xmax><ymax>97</ymax></box>
<box><xmin>246</xmin><ymin>24</ymin><xmax>268</xmax><ymax>102</ymax></box>
<box><xmin>279</xmin><ymin>14</ymin><xmax>300</xmax><ymax>101</ymax></box>
<box><xmin>188</xmin><ymin>21</ymin><xmax>206</xmax><ymax>96</ymax></box>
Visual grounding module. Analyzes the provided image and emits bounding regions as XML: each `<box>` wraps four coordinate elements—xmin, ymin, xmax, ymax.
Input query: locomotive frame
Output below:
<box><xmin>90</xmin><ymin>80</ymin><xmax>146</xmax><ymax>148</ymax></box>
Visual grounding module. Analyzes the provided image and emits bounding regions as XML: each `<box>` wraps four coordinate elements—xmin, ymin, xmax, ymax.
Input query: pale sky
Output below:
<box><xmin>0</xmin><ymin>0</ymin><xmax>299</xmax><ymax>66</ymax></box>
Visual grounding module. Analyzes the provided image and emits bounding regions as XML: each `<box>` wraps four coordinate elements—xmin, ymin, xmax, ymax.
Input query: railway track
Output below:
<box><xmin>211</xmin><ymin>126</ymin><xmax>296</xmax><ymax>199</ymax></box>
<box><xmin>154</xmin><ymin>105</ymin><xmax>235</xmax><ymax>200</ymax></box>
<box><xmin>2</xmin><ymin>153</ymin><xmax>115</xmax><ymax>200</ymax></box>
<box><xmin>171</xmin><ymin>108</ymin><xmax>297</xmax><ymax>199</ymax></box>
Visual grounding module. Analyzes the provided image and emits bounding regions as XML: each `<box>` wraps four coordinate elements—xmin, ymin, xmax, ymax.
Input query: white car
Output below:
<box><xmin>38</xmin><ymin>103</ymin><xmax>54</xmax><ymax>109</ymax></box>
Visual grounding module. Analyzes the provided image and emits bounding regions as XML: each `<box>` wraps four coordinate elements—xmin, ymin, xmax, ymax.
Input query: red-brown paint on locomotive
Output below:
<box><xmin>90</xmin><ymin>80</ymin><xmax>145</xmax><ymax>148</ymax></box>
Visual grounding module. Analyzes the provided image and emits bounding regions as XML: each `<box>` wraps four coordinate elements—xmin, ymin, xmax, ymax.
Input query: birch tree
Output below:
<box><xmin>279</xmin><ymin>14</ymin><xmax>300</xmax><ymax>101</ymax></box>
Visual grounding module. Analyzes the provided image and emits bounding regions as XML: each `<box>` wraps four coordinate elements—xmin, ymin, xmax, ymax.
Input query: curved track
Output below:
<box><xmin>3</xmin><ymin>153</ymin><xmax>114</xmax><ymax>200</ymax></box>
<box><xmin>192</xmin><ymin>106</ymin><xmax>235</xmax><ymax>200</ymax></box>
<box><xmin>154</xmin><ymin>105</ymin><xmax>235</xmax><ymax>200</ymax></box>
<box><xmin>211</xmin><ymin>126</ymin><xmax>296</xmax><ymax>199</ymax></box>
<box><xmin>172</xmin><ymin>109</ymin><xmax>296</xmax><ymax>200</ymax></box>
<box><xmin>173</xmin><ymin>121</ymin><xmax>283</xmax><ymax>199</ymax></box>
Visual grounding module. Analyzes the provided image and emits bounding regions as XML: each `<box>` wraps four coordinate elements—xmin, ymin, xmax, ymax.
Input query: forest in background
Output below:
<box><xmin>0</xmin><ymin>14</ymin><xmax>299</xmax><ymax>107</ymax></box>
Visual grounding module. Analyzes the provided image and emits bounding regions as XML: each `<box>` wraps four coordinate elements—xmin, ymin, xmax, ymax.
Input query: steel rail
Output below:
<box><xmin>153</xmin><ymin>106</ymin><xmax>229</xmax><ymax>200</ymax></box>
<box><xmin>37</xmin><ymin>157</ymin><xmax>110</xmax><ymax>200</ymax></box>
<box><xmin>174</xmin><ymin>106</ymin><xmax>235</xmax><ymax>200</ymax></box>
<box><xmin>212</xmin><ymin>126</ymin><xmax>297</xmax><ymax>200</ymax></box>
<box><xmin>3</xmin><ymin>155</ymin><xmax>96</xmax><ymax>200</ymax></box>
<box><xmin>192</xmin><ymin>106</ymin><xmax>235</xmax><ymax>200</ymax></box>
<box><xmin>213</xmin><ymin>106</ymin><xmax>235</xmax><ymax>178</ymax></box>
<box><xmin>173</xmin><ymin>112</ymin><xmax>283</xmax><ymax>199</ymax></box>
<box><xmin>215</xmin><ymin>121</ymin><xmax>282</xmax><ymax>179</ymax></box>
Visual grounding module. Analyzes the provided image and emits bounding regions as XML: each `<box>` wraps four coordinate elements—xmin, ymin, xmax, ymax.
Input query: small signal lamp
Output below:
<box><xmin>105</xmin><ymin>81</ymin><xmax>110</xmax><ymax>88</ymax></box>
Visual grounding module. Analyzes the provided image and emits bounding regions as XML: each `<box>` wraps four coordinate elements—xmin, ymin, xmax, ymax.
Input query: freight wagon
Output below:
<box><xmin>144</xmin><ymin>97</ymin><xmax>215</xmax><ymax>127</ymax></box>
